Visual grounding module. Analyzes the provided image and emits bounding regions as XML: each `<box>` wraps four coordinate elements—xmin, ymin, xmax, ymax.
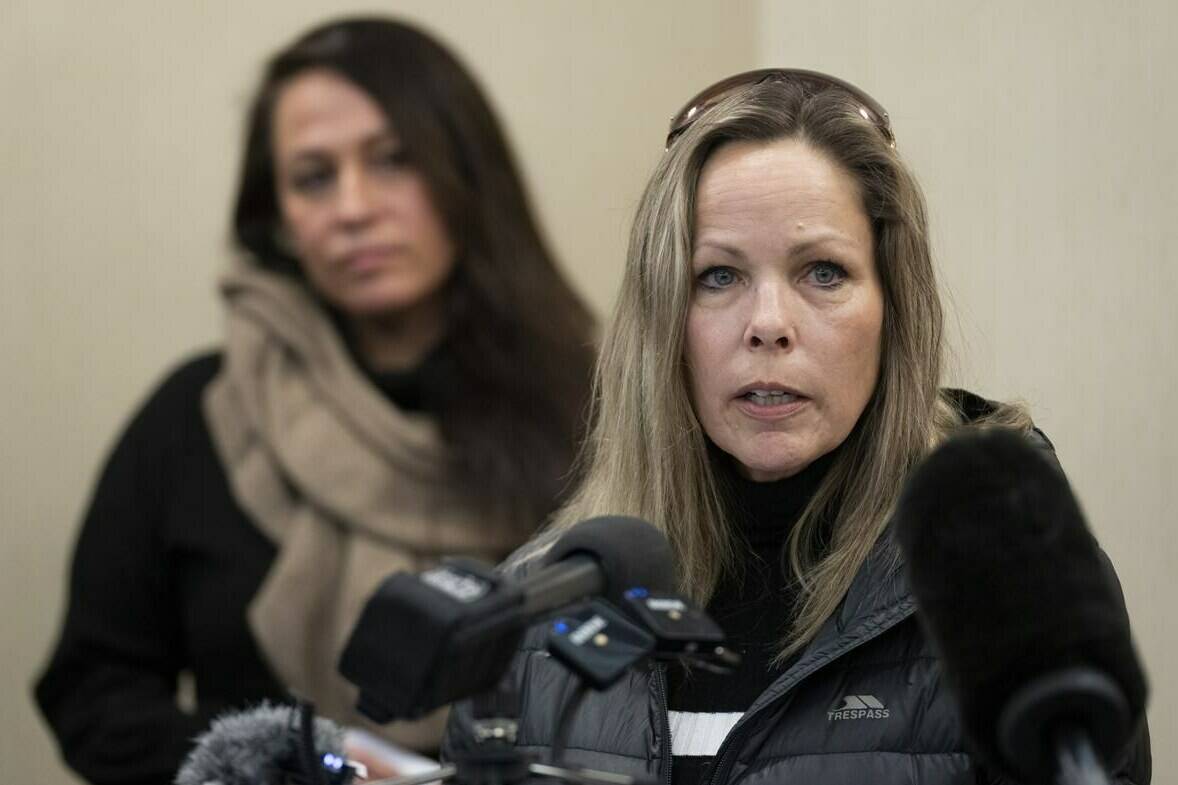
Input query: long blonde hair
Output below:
<box><xmin>548</xmin><ymin>80</ymin><xmax>1028</xmax><ymax>658</ymax></box>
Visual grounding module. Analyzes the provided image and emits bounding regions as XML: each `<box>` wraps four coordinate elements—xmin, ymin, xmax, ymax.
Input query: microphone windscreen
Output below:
<box><xmin>175</xmin><ymin>703</ymin><xmax>343</xmax><ymax>785</ymax></box>
<box><xmin>543</xmin><ymin>516</ymin><xmax>678</xmax><ymax>602</ymax></box>
<box><xmin>893</xmin><ymin>427</ymin><xmax>1146</xmax><ymax>769</ymax></box>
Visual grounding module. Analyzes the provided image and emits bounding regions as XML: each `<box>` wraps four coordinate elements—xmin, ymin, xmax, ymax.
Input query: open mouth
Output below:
<box><xmin>741</xmin><ymin>390</ymin><xmax>803</xmax><ymax>407</ymax></box>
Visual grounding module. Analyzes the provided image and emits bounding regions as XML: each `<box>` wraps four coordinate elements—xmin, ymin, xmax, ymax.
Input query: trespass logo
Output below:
<box><xmin>827</xmin><ymin>695</ymin><xmax>890</xmax><ymax>721</ymax></box>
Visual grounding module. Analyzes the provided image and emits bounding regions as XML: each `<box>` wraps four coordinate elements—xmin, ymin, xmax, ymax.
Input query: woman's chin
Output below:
<box><xmin>330</xmin><ymin>284</ymin><xmax>443</xmax><ymax>322</ymax></box>
<box><xmin>727</xmin><ymin>435</ymin><xmax>832</xmax><ymax>482</ymax></box>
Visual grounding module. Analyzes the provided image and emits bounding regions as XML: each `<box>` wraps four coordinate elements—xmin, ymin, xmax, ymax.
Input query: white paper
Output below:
<box><xmin>343</xmin><ymin>727</ymin><xmax>441</xmax><ymax>777</ymax></box>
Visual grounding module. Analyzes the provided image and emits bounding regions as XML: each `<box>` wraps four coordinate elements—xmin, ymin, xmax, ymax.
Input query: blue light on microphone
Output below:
<box><xmin>625</xmin><ymin>587</ymin><xmax>649</xmax><ymax>599</ymax></box>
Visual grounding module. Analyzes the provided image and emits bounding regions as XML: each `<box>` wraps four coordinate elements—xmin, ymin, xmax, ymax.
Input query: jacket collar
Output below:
<box><xmin>747</xmin><ymin>529</ymin><xmax>916</xmax><ymax>714</ymax></box>
<box><xmin>835</xmin><ymin>528</ymin><xmax>912</xmax><ymax>636</ymax></box>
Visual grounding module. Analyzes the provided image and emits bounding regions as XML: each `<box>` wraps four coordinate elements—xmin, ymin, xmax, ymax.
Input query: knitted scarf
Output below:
<box><xmin>203</xmin><ymin>264</ymin><xmax>514</xmax><ymax>750</ymax></box>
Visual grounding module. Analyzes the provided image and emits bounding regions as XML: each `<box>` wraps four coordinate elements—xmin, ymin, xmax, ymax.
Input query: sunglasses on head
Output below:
<box><xmin>665</xmin><ymin>68</ymin><xmax>895</xmax><ymax>150</ymax></box>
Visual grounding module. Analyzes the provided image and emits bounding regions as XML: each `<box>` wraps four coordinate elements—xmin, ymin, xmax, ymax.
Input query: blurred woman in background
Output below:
<box><xmin>35</xmin><ymin>17</ymin><xmax>595</xmax><ymax>785</ymax></box>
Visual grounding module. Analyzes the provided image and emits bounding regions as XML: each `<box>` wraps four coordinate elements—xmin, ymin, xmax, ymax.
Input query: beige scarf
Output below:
<box><xmin>203</xmin><ymin>263</ymin><xmax>514</xmax><ymax>750</ymax></box>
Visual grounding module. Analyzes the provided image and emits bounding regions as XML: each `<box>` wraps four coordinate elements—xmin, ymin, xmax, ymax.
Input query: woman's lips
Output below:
<box><xmin>734</xmin><ymin>388</ymin><xmax>809</xmax><ymax>420</ymax></box>
<box><xmin>339</xmin><ymin>246</ymin><xmax>398</xmax><ymax>275</ymax></box>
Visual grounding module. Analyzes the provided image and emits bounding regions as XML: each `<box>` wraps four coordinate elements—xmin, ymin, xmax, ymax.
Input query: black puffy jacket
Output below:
<box><xmin>446</xmin><ymin>537</ymin><xmax>1150</xmax><ymax>784</ymax></box>
<box><xmin>444</xmin><ymin>431</ymin><xmax>1150</xmax><ymax>784</ymax></box>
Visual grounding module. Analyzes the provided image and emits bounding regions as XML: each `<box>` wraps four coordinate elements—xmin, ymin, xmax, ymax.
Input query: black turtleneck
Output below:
<box><xmin>353</xmin><ymin>340</ymin><xmax>452</xmax><ymax>414</ymax></box>
<box><xmin>666</xmin><ymin>447</ymin><xmax>836</xmax><ymax>785</ymax></box>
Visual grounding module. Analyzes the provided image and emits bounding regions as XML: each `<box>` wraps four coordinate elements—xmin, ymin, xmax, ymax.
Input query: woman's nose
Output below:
<box><xmin>335</xmin><ymin>164</ymin><xmax>376</xmax><ymax>225</ymax></box>
<box><xmin>744</xmin><ymin>283</ymin><xmax>794</xmax><ymax>349</ymax></box>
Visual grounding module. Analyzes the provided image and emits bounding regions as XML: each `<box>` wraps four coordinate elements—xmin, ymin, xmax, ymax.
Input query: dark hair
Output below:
<box><xmin>231</xmin><ymin>17</ymin><xmax>596</xmax><ymax>534</ymax></box>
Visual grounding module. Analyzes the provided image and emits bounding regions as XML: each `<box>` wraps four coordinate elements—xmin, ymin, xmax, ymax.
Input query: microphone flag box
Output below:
<box><xmin>340</xmin><ymin>558</ymin><xmax>526</xmax><ymax>723</ymax></box>
<box><xmin>622</xmin><ymin>589</ymin><xmax>726</xmax><ymax>653</ymax></box>
<box><xmin>548</xmin><ymin>600</ymin><xmax>656</xmax><ymax>690</ymax></box>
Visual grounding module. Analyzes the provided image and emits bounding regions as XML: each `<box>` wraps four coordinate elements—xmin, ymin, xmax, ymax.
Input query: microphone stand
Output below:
<box><xmin>363</xmin><ymin>684</ymin><xmax>653</xmax><ymax>785</ymax></box>
<box><xmin>1053</xmin><ymin>727</ymin><xmax>1112</xmax><ymax>785</ymax></box>
<box><xmin>359</xmin><ymin>595</ymin><xmax>737</xmax><ymax>785</ymax></box>
<box><xmin>998</xmin><ymin>667</ymin><xmax>1130</xmax><ymax>785</ymax></box>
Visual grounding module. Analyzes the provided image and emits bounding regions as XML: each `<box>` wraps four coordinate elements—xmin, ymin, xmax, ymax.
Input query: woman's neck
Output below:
<box><xmin>345</xmin><ymin>298</ymin><xmax>447</xmax><ymax>372</ymax></box>
<box><xmin>711</xmin><ymin>442</ymin><xmax>840</xmax><ymax>547</ymax></box>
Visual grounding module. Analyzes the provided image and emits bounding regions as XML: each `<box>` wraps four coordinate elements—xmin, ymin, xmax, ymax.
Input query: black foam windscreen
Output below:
<box><xmin>543</xmin><ymin>516</ymin><xmax>678</xmax><ymax>603</ymax></box>
<box><xmin>894</xmin><ymin>427</ymin><xmax>1146</xmax><ymax>773</ymax></box>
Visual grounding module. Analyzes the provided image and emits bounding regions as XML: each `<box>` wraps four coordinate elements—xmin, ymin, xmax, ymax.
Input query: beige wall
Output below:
<box><xmin>2</xmin><ymin>2</ymin><xmax>1173</xmax><ymax>783</ymax></box>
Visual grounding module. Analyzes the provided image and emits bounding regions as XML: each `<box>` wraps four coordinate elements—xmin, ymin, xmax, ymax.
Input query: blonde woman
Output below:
<box><xmin>444</xmin><ymin>71</ymin><xmax>1149</xmax><ymax>784</ymax></box>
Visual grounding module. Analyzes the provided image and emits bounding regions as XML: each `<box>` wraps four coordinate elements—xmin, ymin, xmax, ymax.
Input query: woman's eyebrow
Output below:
<box><xmin>692</xmin><ymin>239</ymin><xmax>745</xmax><ymax>259</ymax></box>
<box><xmin>362</xmin><ymin>129</ymin><xmax>401</xmax><ymax>148</ymax></box>
<box><xmin>284</xmin><ymin>149</ymin><xmax>330</xmax><ymax>165</ymax></box>
<box><xmin>786</xmin><ymin>232</ymin><xmax>866</xmax><ymax>260</ymax></box>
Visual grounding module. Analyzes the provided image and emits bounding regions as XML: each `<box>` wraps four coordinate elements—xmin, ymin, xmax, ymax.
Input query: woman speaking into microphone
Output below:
<box><xmin>445</xmin><ymin>70</ymin><xmax>1150</xmax><ymax>784</ymax></box>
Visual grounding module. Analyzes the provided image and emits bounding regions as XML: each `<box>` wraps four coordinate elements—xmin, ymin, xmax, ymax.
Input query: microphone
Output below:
<box><xmin>175</xmin><ymin>702</ymin><xmax>357</xmax><ymax>785</ymax></box>
<box><xmin>340</xmin><ymin>516</ymin><xmax>677</xmax><ymax>723</ymax></box>
<box><xmin>894</xmin><ymin>427</ymin><xmax>1147</xmax><ymax>785</ymax></box>
<box><xmin>534</xmin><ymin>515</ymin><xmax>678</xmax><ymax>612</ymax></box>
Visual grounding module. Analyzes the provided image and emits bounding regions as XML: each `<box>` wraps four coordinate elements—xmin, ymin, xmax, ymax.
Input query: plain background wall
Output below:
<box><xmin>2</xmin><ymin>1</ymin><xmax>1172</xmax><ymax>782</ymax></box>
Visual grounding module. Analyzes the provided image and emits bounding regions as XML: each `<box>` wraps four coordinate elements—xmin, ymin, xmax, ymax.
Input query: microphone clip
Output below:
<box><xmin>279</xmin><ymin>699</ymin><xmax>363</xmax><ymax>785</ymax></box>
<box><xmin>621</xmin><ymin>588</ymin><xmax>741</xmax><ymax>673</ymax></box>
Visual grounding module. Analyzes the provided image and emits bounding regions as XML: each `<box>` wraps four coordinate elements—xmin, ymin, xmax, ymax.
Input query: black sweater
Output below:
<box><xmin>666</xmin><ymin>447</ymin><xmax>835</xmax><ymax>785</ymax></box>
<box><xmin>34</xmin><ymin>351</ymin><xmax>436</xmax><ymax>785</ymax></box>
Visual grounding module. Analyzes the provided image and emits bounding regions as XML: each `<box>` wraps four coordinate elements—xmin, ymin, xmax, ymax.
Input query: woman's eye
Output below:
<box><xmin>289</xmin><ymin>169</ymin><xmax>333</xmax><ymax>194</ymax></box>
<box><xmin>808</xmin><ymin>261</ymin><xmax>847</xmax><ymax>288</ymax></box>
<box><xmin>372</xmin><ymin>148</ymin><xmax>409</xmax><ymax>173</ymax></box>
<box><xmin>698</xmin><ymin>266</ymin><xmax>738</xmax><ymax>289</ymax></box>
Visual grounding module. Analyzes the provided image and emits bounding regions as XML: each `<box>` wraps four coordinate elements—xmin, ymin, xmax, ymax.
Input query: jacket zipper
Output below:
<box><xmin>652</xmin><ymin>662</ymin><xmax>673</xmax><ymax>785</ymax></box>
<box><xmin>703</xmin><ymin>602</ymin><xmax>915</xmax><ymax>785</ymax></box>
